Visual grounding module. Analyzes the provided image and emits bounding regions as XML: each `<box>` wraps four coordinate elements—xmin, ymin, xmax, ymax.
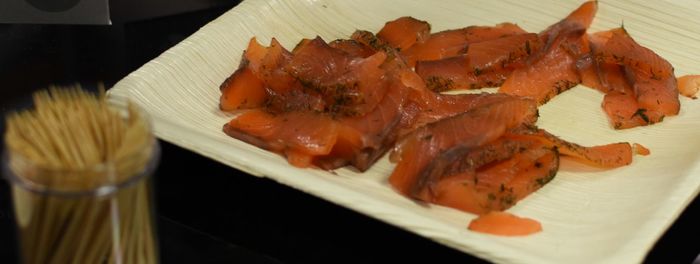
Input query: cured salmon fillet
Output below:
<box><xmin>513</xmin><ymin>127</ymin><xmax>633</xmax><ymax>168</ymax></box>
<box><xmin>287</xmin><ymin>37</ymin><xmax>390</xmax><ymax>116</ymax></box>
<box><xmin>399</xmin><ymin>92</ymin><xmax>521</xmax><ymax>136</ymax></box>
<box><xmin>373</xmin><ymin>17</ymin><xmax>528</xmax><ymax>68</ymax></box>
<box><xmin>219</xmin><ymin>66</ymin><xmax>267</xmax><ymax>111</ymax></box>
<box><xmin>499</xmin><ymin>1</ymin><xmax>597</xmax><ymax>104</ymax></box>
<box><xmin>389</xmin><ymin>97</ymin><xmax>539</xmax><ymax>198</ymax></box>
<box><xmin>402</xmin><ymin>23</ymin><xmax>527</xmax><ymax>67</ymax></box>
<box><xmin>581</xmin><ymin>28</ymin><xmax>680</xmax><ymax>129</ymax></box>
<box><xmin>376</xmin><ymin>16</ymin><xmax>431</xmax><ymax>52</ymax></box>
<box><xmin>328</xmin><ymin>39</ymin><xmax>376</xmax><ymax>58</ymax></box>
<box><xmin>498</xmin><ymin>43</ymin><xmax>581</xmax><ymax>104</ymax></box>
<box><xmin>224</xmin><ymin>110</ymin><xmax>338</xmax><ymax>168</ymax></box>
<box><xmin>416</xmin><ymin>33</ymin><xmax>540</xmax><ymax>91</ymax></box>
<box><xmin>419</xmin><ymin>137</ymin><xmax>559</xmax><ymax>212</ymax></box>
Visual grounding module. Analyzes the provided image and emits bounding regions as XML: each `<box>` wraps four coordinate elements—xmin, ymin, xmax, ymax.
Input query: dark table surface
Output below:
<box><xmin>1</xmin><ymin>2</ymin><xmax>699</xmax><ymax>263</ymax></box>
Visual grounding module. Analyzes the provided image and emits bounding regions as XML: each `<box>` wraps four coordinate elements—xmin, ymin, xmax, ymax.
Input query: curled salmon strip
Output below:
<box><xmin>581</xmin><ymin>28</ymin><xmax>680</xmax><ymax>129</ymax></box>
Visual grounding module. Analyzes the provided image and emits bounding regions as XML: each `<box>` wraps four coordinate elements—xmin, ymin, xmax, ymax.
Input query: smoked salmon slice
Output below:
<box><xmin>287</xmin><ymin>37</ymin><xmax>390</xmax><ymax>116</ymax></box>
<box><xmin>592</xmin><ymin>28</ymin><xmax>673</xmax><ymax>80</ymax></box>
<box><xmin>499</xmin><ymin>1</ymin><xmax>597</xmax><ymax>104</ymax></box>
<box><xmin>582</xmin><ymin>27</ymin><xmax>680</xmax><ymax>128</ymax></box>
<box><xmin>389</xmin><ymin>97</ymin><xmax>539</xmax><ymax>198</ymax></box>
<box><xmin>415</xmin><ymin>33</ymin><xmax>540</xmax><ymax>91</ymax></box>
<box><xmin>219</xmin><ymin>66</ymin><xmax>267</xmax><ymax>111</ymax></box>
<box><xmin>403</xmin><ymin>23</ymin><xmax>527</xmax><ymax>67</ymax></box>
<box><xmin>399</xmin><ymin>91</ymin><xmax>524</xmax><ymax>137</ymax></box>
<box><xmin>376</xmin><ymin>16</ymin><xmax>431</xmax><ymax>52</ymax></box>
<box><xmin>330</xmin><ymin>77</ymin><xmax>408</xmax><ymax>171</ymax></box>
<box><xmin>224</xmin><ymin>109</ymin><xmax>339</xmax><ymax>168</ymax></box>
<box><xmin>498</xmin><ymin>43</ymin><xmax>581</xmax><ymax>104</ymax></box>
<box><xmin>512</xmin><ymin>127</ymin><xmax>633</xmax><ymax>168</ymax></box>
<box><xmin>432</xmin><ymin>143</ymin><xmax>558</xmax><ymax>215</ymax></box>
<box><xmin>328</xmin><ymin>39</ymin><xmax>376</xmax><ymax>58</ymax></box>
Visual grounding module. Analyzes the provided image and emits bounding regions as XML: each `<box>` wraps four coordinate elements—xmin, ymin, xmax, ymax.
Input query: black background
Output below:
<box><xmin>1</xmin><ymin>2</ymin><xmax>698</xmax><ymax>263</ymax></box>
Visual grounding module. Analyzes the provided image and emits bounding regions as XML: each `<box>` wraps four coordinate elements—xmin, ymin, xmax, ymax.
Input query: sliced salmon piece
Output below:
<box><xmin>597</xmin><ymin>63</ymin><xmax>633</xmax><ymax>94</ymax></box>
<box><xmin>377</xmin><ymin>16</ymin><xmax>431</xmax><ymax>51</ymax></box>
<box><xmin>468</xmin><ymin>33</ymin><xmax>539</xmax><ymax>71</ymax></box>
<box><xmin>416</xmin><ymin>33</ymin><xmax>540</xmax><ymax>91</ymax></box>
<box><xmin>577</xmin><ymin>55</ymin><xmax>603</xmax><ymax>92</ymax></box>
<box><xmin>414</xmin><ymin>136</ymin><xmax>533</xmax><ymax>199</ymax></box>
<box><xmin>389</xmin><ymin>97</ymin><xmax>538</xmax><ymax>198</ymax></box>
<box><xmin>579</xmin><ymin>31</ymin><xmax>614</xmax><ymax>93</ymax></box>
<box><xmin>538</xmin><ymin>1</ymin><xmax>597</xmax><ymax>52</ymax></box>
<box><xmin>593</xmin><ymin>28</ymin><xmax>673</xmax><ymax>80</ymax></box>
<box><xmin>289</xmin><ymin>37</ymin><xmax>355</xmax><ymax>82</ymax></box>
<box><xmin>602</xmin><ymin>92</ymin><xmax>650</xmax><ymax>129</ymax></box>
<box><xmin>243</xmin><ymin>37</ymin><xmax>269</xmax><ymax>73</ymax></box>
<box><xmin>585</xmin><ymin>28</ymin><xmax>680</xmax><ymax>128</ymax></box>
<box><xmin>241</xmin><ymin>37</ymin><xmax>393</xmax><ymax>115</ymax></box>
<box><xmin>219</xmin><ymin>66</ymin><xmax>267</xmax><ymax>111</ymax></box>
<box><xmin>394</xmin><ymin>63</ymin><xmax>529</xmax><ymax>134</ymax></box>
<box><xmin>223</xmin><ymin>109</ymin><xmax>339</xmax><ymax>168</ymax></box>
<box><xmin>499</xmin><ymin>46</ymin><xmax>581</xmax><ymax>104</ymax></box>
<box><xmin>602</xmin><ymin>29</ymin><xmax>680</xmax><ymax>121</ymax></box>
<box><xmin>400</xmin><ymin>92</ymin><xmax>521</xmax><ymax>137</ymax></box>
<box><xmin>514</xmin><ymin>128</ymin><xmax>632</xmax><ymax>168</ymax></box>
<box><xmin>403</xmin><ymin>23</ymin><xmax>527</xmax><ymax>67</ymax></box>
<box><xmin>257</xmin><ymin>38</ymin><xmax>297</xmax><ymax>95</ymax></box>
<box><xmin>326</xmin><ymin>77</ymin><xmax>409</xmax><ymax>171</ymax></box>
<box><xmin>580</xmin><ymin>35</ymin><xmax>648</xmax><ymax>128</ymax></box>
<box><xmin>468</xmin><ymin>212</ymin><xmax>542</xmax><ymax>236</ymax></box>
<box><xmin>431</xmin><ymin>143</ymin><xmax>558</xmax><ymax>214</ymax></box>
<box><xmin>499</xmin><ymin>1</ymin><xmax>596</xmax><ymax>104</ymax></box>
<box><xmin>287</xmin><ymin>37</ymin><xmax>390</xmax><ymax>115</ymax></box>
<box><xmin>236</xmin><ymin>38</ymin><xmax>327</xmax><ymax>113</ymax></box>
<box><xmin>351</xmin><ymin>30</ymin><xmax>396</xmax><ymax>55</ymax></box>
<box><xmin>626</xmin><ymin>67</ymin><xmax>679</xmax><ymax>122</ymax></box>
<box><xmin>247</xmin><ymin>38</ymin><xmax>330</xmax><ymax>113</ymax></box>
<box><xmin>328</xmin><ymin>39</ymin><xmax>376</xmax><ymax>58</ymax></box>
<box><xmin>677</xmin><ymin>75</ymin><xmax>700</xmax><ymax>99</ymax></box>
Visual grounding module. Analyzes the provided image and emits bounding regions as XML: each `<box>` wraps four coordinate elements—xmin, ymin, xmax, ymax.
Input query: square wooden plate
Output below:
<box><xmin>109</xmin><ymin>1</ymin><xmax>700</xmax><ymax>263</ymax></box>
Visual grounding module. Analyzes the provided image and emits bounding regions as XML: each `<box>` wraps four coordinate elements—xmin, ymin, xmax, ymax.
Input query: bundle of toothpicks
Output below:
<box><xmin>4</xmin><ymin>84</ymin><xmax>158</xmax><ymax>264</ymax></box>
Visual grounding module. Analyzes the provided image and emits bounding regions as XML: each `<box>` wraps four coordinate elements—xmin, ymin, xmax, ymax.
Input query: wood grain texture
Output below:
<box><xmin>109</xmin><ymin>1</ymin><xmax>700</xmax><ymax>263</ymax></box>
